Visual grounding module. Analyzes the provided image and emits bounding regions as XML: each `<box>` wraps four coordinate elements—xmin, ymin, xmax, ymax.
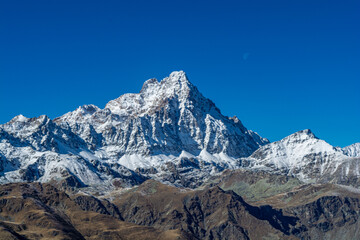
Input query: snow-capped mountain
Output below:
<box><xmin>0</xmin><ymin>71</ymin><xmax>268</xmax><ymax>188</ymax></box>
<box><xmin>55</xmin><ymin>71</ymin><xmax>267</xmax><ymax>158</ymax></box>
<box><xmin>247</xmin><ymin>129</ymin><xmax>360</xmax><ymax>186</ymax></box>
<box><xmin>1</xmin><ymin>71</ymin><xmax>359</xmax><ymax>189</ymax></box>
<box><xmin>343</xmin><ymin>143</ymin><xmax>360</xmax><ymax>157</ymax></box>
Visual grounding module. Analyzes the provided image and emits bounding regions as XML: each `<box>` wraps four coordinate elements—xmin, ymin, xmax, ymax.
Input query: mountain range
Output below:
<box><xmin>1</xmin><ymin>71</ymin><xmax>360</xmax><ymax>239</ymax></box>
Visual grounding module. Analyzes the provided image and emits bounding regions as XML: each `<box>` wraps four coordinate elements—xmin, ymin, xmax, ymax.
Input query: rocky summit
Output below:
<box><xmin>0</xmin><ymin>71</ymin><xmax>268</xmax><ymax>189</ymax></box>
<box><xmin>1</xmin><ymin>71</ymin><xmax>360</xmax><ymax>239</ymax></box>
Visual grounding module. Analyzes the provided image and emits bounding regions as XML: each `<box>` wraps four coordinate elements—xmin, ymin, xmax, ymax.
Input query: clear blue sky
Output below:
<box><xmin>1</xmin><ymin>0</ymin><xmax>359</xmax><ymax>147</ymax></box>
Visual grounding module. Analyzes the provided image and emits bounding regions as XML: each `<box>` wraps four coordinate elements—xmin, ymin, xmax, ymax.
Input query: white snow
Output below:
<box><xmin>0</xmin><ymin>71</ymin><xmax>356</xmax><ymax>190</ymax></box>
<box><xmin>343</xmin><ymin>143</ymin><xmax>360</xmax><ymax>157</ymax></box>
<box><xmin>248</xmin><ymin>129</ymin><xmax>352</xmax><ymax>182</ymax></box>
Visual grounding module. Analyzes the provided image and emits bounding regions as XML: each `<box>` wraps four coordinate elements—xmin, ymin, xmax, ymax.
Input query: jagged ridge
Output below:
<box><xmin>246</xmin><ymin>129</ymin><xmax>360</xmax><ymax>187</ymax></box>
<box><xmin>0</xmin><ymin>71</ymin><xmax>268</xmax><ymax>188</ymax></box>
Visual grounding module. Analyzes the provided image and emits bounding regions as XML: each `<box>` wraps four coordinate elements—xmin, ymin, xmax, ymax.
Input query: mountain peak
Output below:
<box><xmin>54</xmin><ymin>104</ymin><xmax>100</xmax><ymax>124</ymax></box>
<box><xmin>139</xmin><ymin>70</ymin><xmax>192</xmax><ymax>93</ymax></box>
<box><xmin>249</xmin><ymin>128</ymin><xmax>348</xmax><ymax>181</ymax></box>
<box><xmin>140</xmin><ymin>78</ymin><xmax>159</xmax><ymax>93</ymax></box>
<box><xmin>343</xmin><ymin>142</ymin><xmax>360</xmax><ymax>157</ymax></box>
<box><xmin>54</xmin><ymin>71</ymin><xmax>267</xmax><ymax>158</ymax></box>
<box><xmin>105</xmin><ymin>71</ymin><xmax>200</xmax><ymax>116</ymax></box>
<box><xmin>164</xmin><ymin>70</ymin><xmax>189</xmax><ymax>83</ymax></box>
<box><xmin>285</xmin><ymin>129</ymin><xmax>316</xmax><ymax>142</ymax></box>
<box><xmin>1</xmin><ymin>70</ymin><xmax>271</xmax><ymax>189</ymax></box>
<box><xmin>160</xmin><ymin>70</ymin><xmax>195</xmax><ymax>95</ymax></box>
<box><xmin>10</xmin><ymin>114</ymin><xmax>28</xmax><ymax>123</ymax></box>
<box><xmin>9</xmin><ymin>114</ymin><xmax>50</xmax><ymax>125</ymax></box>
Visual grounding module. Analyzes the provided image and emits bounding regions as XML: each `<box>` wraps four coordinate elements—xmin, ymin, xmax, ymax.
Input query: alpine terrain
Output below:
<box><xmin>1</xmin><ymin>71</ymin><xmax>360</xmax><ymax>239</ymax></box>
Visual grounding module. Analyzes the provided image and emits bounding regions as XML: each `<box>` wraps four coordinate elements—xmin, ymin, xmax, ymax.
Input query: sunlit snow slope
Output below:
<box><xmin>0</xmin><ymin>71</ymin><xmax>268</xmax><ymax>188</ymax></box>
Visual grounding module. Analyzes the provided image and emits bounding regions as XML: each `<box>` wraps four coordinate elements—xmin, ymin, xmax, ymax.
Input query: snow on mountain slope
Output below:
<box><xmin>0</xmin><ymin>71</ymin><xmax>268</xmax><ymax>188</ymax></box>
<box><xmin>0</xmin><ymin>115</ymin><xmax>145</xmax><ymax>187</ymax></box>
<box><xmin>249</xmin><ymin>129</ymin><xmax>342</xmax><ymax>169</ymax></box>
<box><xmin>343</xmin><ymin>143</ymin><xmax>360</xmax><ymax>157</ymax></box>
<box><xmin>247</xmin><ymin>129</ymin><xmax>360</xmax><ymax>186</ymax></box>
<box><xmin>55</xmin><ymin>71</ymin><xmax>268</xmax><ymax>158</ymax></box>
<box><xmin>54</xmin><ymin>71</ymin><xmax>269</xmax><ymax>165</ymax></box>
<box><xmin>2</xmin><ymin>71</ymin><xmax>358</xmax><ymax>189</ymax></box>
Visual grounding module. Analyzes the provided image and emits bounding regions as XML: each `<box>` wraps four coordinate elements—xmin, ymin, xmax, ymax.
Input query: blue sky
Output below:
<box><xmin>1</xmin><ymin>0</ymin><xmax>359</xmax><ymax>147</ymax></box>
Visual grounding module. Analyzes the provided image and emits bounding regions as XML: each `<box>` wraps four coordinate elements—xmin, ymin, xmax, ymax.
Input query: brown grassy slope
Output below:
<box><xmin>254</xmin><ymin>183</ymin><xmax>360</xmax><ymax>240</ymax></box>
<box><xmin>113</xmin><ymin>180</ymin><xmax>300</xmax><ymax>240</ymax></box>
<box><xmin>2</xmin><ymin>171</ymin><xmax>360</xmax><ymax>240</ymax></box>
<box><xmin>205</xmin><ymin>169</ymin><xmax>360</xmax><ymax>240</ymax></box>
<box><xmin>0</xmin><ymin>183</ymin><xmax>185</xmax><ymax>240</ymax></box>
